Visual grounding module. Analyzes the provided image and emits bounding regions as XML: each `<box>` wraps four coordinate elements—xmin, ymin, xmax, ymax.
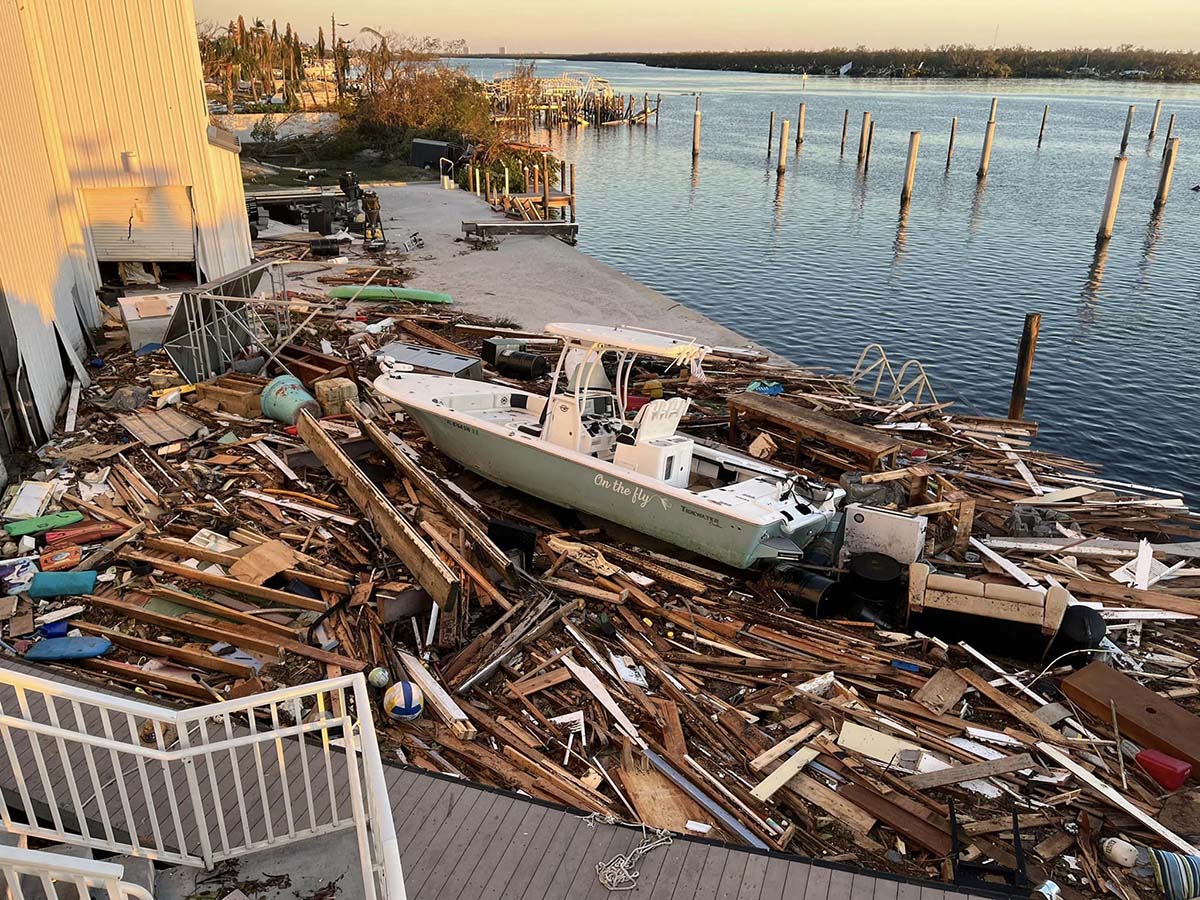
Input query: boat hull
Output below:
<box><xmin>406</xmin><ymin>406</ymin><xmax>778</xmax><ymax>568</ymax></box>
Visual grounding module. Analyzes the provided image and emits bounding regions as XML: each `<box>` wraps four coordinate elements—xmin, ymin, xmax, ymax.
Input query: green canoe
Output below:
<box><xmin>328</xmin><ymin>285</ymin><xmax>453</xmax><ymax>304</ymax></box>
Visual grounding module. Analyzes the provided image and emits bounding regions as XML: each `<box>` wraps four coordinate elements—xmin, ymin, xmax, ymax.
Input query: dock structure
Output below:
<box><xmin>487</xmin><ymin>71</ymin><xmax>661</xmax><ymax>132</ymax></box>
<box><xmin>0</xmin><ymin>657</ymin><xmax>984</xmax><ymax>900</ymax></box>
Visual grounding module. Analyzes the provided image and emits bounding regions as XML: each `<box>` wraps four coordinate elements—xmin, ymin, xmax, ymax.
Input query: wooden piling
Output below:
<box><xmin>1120</xmin><ymin>104</ymin><xmax>1135</xmax><ymax>155</ymax></box>
<box><xmin>485</xmin><ymin>170</ymin><xmax>492</xmax><ymax>201</ymax></box>
<box><xmin>857</xmin><ymin>111</ymin><xmax>871</xmax><ymax>162</ymax></box>
<box><xmin>988</xmin><ymin>97</ymin><xmax>998</xmax><ymax>120</ymax></box>
<box><xmin>560</xmin><ymin>160</ymin><xmax>567</xmax><ymax>191</ymax></box>
<box><xmin>467</xmin><ymin>165</ymin><xmax>474</xmax><ymax>193</ymax></box>
<box><xmin>796</xmin><ymin>102</ymin><xmax>806</xmax><ymax>146</ymax></box>
<box><xmin>946</xmin><ymin>117</ymin><xmax>957</xmax><ymax>168</ymax></box>
<box><xmin>977</xmin><ymin>119</ymin><xmax>996</xmax><ymax>179</ymax></box>
<box><xmin>655</xmin><ymin>94</ymin><xmax>661</xmax><ymax>125</ymax></box>
<box><xmin>1162</xmin><ymin>113</ymin><xmax>1176</xmax><ymax>157</ymax></box>
<box><xmin>569</xmin><ymin>163</ymin><xmax>576</xmax><ymax>222</ymax></box>
<box><xmin>901</xmin><ymin>130</ymin><xmax>920</xmax><ymax>205</ymax></box>
<box><xmin>768</xmin><ymin>111</ymin><xmax>776</xmax><ymax>155</ymax></box>
<box><xmin>777</xmin><ymin>120</ymin><xmax>790</xmax><ymax>174</ymax></box>
<box><xmin>642</xmin><ymin>93</ymin><xmax>649</xmax><ymax>125</ymax></box>
<box><xmin>863</xmin><ymin>120</ymin><xmax>876</xmax><ymax>173</ymax></box>
<box><xmin>692</xmin><ymin>95</ymin><xmax>701</xmax><ymax>157</ymax></box>
<box><xmin>1155</xmin><ymin>137</ymin><xmax>1180</xmax><ymax>208</ymax></box>
<box><xmin>542</xmin><ymin>158</ymin><xmax>551</xmax><ymax>219</ymax></box>
<box><xmin>503</xmin><ymin>166</ymin><xmax>510</xmax><ymax>197</ymax></box>
<box><xmin>1148</xmin><ymin>99</ymin><xmax>1163</xmax><ymax>139</ymax></box>
<box><xmin>1097</xmin><ymin>154</ymin><xmax>1128</xmax><ymax>241</ymax></box>
<box><xmin>1038</xmin><ymin>104</ymin><xmax>1049</xmax><ymax>148</ymax></box>
<box><xmin>840</xmin><ymin>109</ymin><xmax>849</xmax><ymax>155</ymax></box>
<box><xmin>1008</xmin><ymin>312</ymin><xmax>1042</xmax><ymax>420</ymax></box>
<box><xmin>532</xmin><ymin>164</ymin><xmax>539</xmax><ymax>195</ymax></box>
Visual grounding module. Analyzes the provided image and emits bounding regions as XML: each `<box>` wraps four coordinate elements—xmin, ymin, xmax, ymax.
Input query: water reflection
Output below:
<box><xmin>1082</xmin><ymin>239</ymin><xmax>1109</xmax><ymax>304</ymax></box>
<box><xmin>1139</xmin><ymin>209</ymin><xmax>1165</xmax><ymax>287</ymax></box>
<box><xmin>968</xmin><ymin>179</ymin><xmax>987</xmax><ymax>238</ymax></box>
<box><xmin>773</xmin><ymin>170</ymin><xmax>786</xmax><ymax>230</ymax></box>
<box><xmin>893</xmin><ymin>201</ymin><xmax>911</xmax><ymax>265</ymax></box>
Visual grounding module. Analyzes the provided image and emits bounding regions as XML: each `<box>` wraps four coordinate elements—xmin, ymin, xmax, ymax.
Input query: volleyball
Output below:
<box><xmin>382</xmin><ymin>681</ymin><xmax>424</xmax><ymax>721</ymax></box>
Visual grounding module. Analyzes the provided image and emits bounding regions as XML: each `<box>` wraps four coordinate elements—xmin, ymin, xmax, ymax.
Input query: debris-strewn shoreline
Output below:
<box><xmin>3</xmin><ymin>182</ymin><xmax>1197</xmax><ymax>900</ymax></box>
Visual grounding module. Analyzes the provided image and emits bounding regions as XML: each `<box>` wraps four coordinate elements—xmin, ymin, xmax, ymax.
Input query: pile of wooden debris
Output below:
<box><xmin>2</xmin><ymin>279</ymin><xmax>1198</xmax><ymax>900</ymax></box>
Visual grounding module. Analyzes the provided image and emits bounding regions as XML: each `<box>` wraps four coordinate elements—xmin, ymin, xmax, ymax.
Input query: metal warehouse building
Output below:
<box><xmin>0</xmin><ymin>0</ymin><xmax>250</xmax><ymax>483</ymax></box>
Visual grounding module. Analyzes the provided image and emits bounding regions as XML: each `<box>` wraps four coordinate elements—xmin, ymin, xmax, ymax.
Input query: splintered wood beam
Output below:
<box><xmin>296</xmin><ymin>411</ymin><xmax>460</xmax><ymax>612</ymax></box>
<box><xmin>350</xmin><ymin>407</ymin><xmax>514</xmax><ymax>579</ymax></box>
<box><xmin>122</xmin><ymin>553</ymin><xmax>326</xmax><ymax>612</ymax></box>
<box><xmin>903</xmin><ymin>753</ymin><xmax>1034</xmax><ymax>789</ymax></box>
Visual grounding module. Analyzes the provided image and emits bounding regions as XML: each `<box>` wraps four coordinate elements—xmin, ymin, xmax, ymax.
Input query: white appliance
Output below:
<box><xmin>841</xmin><ymin>503</ymin><xmax>928</xmax><ymax>565</ymax></box>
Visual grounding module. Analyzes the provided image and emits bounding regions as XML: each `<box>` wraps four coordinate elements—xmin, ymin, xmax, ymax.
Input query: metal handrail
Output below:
<box><xmin>0</xmin><ymin>668</ymin><xmax>405</xmax><ymax>900</ymax></box>
<box><xmin>0</xmin><ymin>843</ymin><xmax>155</xmax><ymax>900</ymax></box>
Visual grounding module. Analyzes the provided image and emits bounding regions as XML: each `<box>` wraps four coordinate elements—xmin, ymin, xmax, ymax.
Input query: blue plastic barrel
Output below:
<box><xmin>261</xmin><ymin>374</ymin><xmax>320</xmax><ymax>425</ymax></box>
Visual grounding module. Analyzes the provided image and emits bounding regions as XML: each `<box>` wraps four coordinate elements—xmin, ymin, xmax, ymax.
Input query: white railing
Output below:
<box><xmin>0</xmin><ymin>669</ymin><xmax>404</xmax><ymax>900</ymax></box>
<box><xmin>0</xmin><ymin>843</ymin><xmax>154</xmax><ymax>900</ymax></box>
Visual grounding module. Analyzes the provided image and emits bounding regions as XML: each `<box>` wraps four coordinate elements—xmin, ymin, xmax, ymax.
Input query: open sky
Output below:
<box><xmin>193</xmin><ymin>0</ymin><xmax>1199</xmax><ymax>53</ymax></box>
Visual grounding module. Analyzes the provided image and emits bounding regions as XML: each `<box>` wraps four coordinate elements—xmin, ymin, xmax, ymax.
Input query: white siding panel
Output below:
<box><xmin>84</xmin><ymin>186</ymin><xmax>196</xmax><ymax>261</ymax></box>
<box><xmin>0</xmin><ymin>0</ymin><xmax>88</xmax><ymax>435</ymax></box>
<box><xmin>29</xmin><ymin>0</ymin><xmax>251</xmax><ymax>281</ymax></box>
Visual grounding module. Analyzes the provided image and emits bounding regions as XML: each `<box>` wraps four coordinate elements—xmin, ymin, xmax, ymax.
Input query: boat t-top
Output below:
<box><xmin>373</xmin><ymin>323</ymin><xmax>843</xmax><ymax>568</ymax></box>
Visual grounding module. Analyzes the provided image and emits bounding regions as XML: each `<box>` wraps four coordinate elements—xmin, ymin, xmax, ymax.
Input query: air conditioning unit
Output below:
<box><xmin>840</xmin><ymin>503</ymin><xmax>928</xmax><ymax>565</ymax></box>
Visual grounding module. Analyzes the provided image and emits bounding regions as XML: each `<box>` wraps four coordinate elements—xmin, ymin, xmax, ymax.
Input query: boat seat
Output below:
<box><xmin>627</xmin><ymin>397</ymin><xmax>690</xmax><ymax>444</ymax></box>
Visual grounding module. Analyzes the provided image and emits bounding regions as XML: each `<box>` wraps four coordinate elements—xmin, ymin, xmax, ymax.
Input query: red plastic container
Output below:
<box><xmin>1136</xmin><ymin>748</ymin><xmax>1192</xmax><ymax>790</ymax></box>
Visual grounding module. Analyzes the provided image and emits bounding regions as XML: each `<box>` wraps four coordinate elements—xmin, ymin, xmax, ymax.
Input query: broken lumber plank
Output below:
<box><xmin>398</xmin><ymin>650</ymin><xmax>476</xmax><ymax>740</ymax></box>
<box><xmin>146</xmin><ymin>585</ymin><xmax>299</xmax><ymax>640</ymax></box>
<box><xmin>563</xmin><ymin>653</ymin><xmax>642</xmax><ymax>745</ymax></box>
<box><xmin>750</xmin><ymin>747</ymin><xmax>819</xmax><ymax>801</ymax></box>
<box><xmin>295</xmin><ymin>411</ymin><xmax>459</xmax><ymax>611</ymax></box>
<box><xmin>957</xmin><ymin>667</ymin><xmax>1066</xmax><ymax>744</ymax></box>
<box><xmin>73</xmin><ymin>621</ymin><xmax>256</xmax><ymax>678</ymax></box>
<box><xmin>540</xmin><ymin>576</ymin><xmax>627</xmax><ymax>604</ymax></box>
<box><xmin>84</xmin><ymin>594</ymin><xmax>362</xmax><ymax>670</ymax></box>
<box><xmin>750</xmin><ymin>722</ymin><xmax>823</xmax><ymax>772</ymax></box>
<box><xmin>506</xmin><ymin>666</ymin><xmax>571</xmax><ymax>697</ymax></box>
<box><xmin>350</xmin><ymin>408</ymin><xmax>513</xmax><ymax>578</ymax></box>
<box><xmin>76</xmin><ymin>658</ymin><xmax>214</xmax><ymax>701</ymax></box>
<box><xmin>903</xmin><ymin>753</ymin><xmax>1034</xmax><ymax>789</ymax></box>
<box><xmin>912</xmin><ymin>667</ymin><xmax>969</xmax><ymax>715</ymax></box>
<box><xmin>1061</xmin><ymin>661</ymin><xmax>1200</xmax><ymax>770</ymax></box>
<box><xmin>1036</xmin><ymin>741</ymin><xmax>1199</xmax><ymax>855</ymax></box>
<box><xmin>123</xmin><ymin>553</ymin><xmax>326</xmax><ymax>612</ymax></box>
<box><xmin>1066</xmin><ymin>578</ymin><xmax>1200</xmax><ymax>618</ymax></box>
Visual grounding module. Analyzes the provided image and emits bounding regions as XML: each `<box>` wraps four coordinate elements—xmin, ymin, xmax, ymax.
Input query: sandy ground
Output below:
<box><xmin>273</xmin><ymin>183</ymin><xmax>775</xmax><ymax>357</ymax></box>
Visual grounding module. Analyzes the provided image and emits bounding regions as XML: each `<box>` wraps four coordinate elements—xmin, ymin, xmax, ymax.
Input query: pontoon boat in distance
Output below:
<box><xmin>373</xmin><ymin>323</ymin><xmax>844</xmax><ymax>568</ymax></box>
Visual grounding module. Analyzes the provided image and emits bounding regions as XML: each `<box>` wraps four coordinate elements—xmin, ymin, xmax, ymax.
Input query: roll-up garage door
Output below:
<box><xmin>83</xmin><ymin>186</ymin><xmax>195</xmax><ymax>261</ymax></box>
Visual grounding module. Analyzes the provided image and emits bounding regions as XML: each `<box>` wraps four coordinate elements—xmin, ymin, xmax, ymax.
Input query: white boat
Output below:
<box><xmin>373</xmin><ymin>323</ymin><xmax>843</xmax><ymax>568</ymax></box>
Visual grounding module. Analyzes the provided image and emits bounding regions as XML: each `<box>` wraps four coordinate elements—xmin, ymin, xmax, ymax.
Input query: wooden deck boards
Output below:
<box><xmin>0</xmin><ymin>658</ymin><xmax>984</xmax><ymax>900</ymax></box>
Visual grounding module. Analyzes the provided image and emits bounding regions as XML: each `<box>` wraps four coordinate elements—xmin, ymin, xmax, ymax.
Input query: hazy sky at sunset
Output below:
<box><xmin>194</xmin><ymin>0</ymin><xmax>1199</xmax><ymax>53</ymax></box>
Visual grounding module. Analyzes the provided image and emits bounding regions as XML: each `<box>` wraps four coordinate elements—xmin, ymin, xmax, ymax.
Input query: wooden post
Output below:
<box><xmin>1097</xmin><ymin>154</ymin><xmax>1128</xmax><ymax>241</ymax></box>
<box><xmin>796</xmin><ymin>102</ymin><xmax>806</xmax><ymax>146</ymax></box>
<box><xmin>777</xmin><ymin>120</ymin><xmax>790</xmax><ymax>174</ymax></box>
<box><xmin>522</xmin><ymin>165</ymin><xmax>529</xmax><ymax>192</ymax></box>
<box><xmin>768</xmin><ymin>110</ymin><xmax>776</xmax><ymax>155</ymax></box>
<box><xmin>560</xmin><ymin>159</ymin><xmax>567</xmax><ymax>191</ymax></box>
<box><xmin>1008</xmin><ymin>313</ymin><xmax>1042</xmax><ymax>421</ymax></box>
<box><xmin>569</xmin><ymin>163</ymin><xmax>577</xmax><ymax>222</ymax></box>
<box><xmin>1155</xmin><ymin>137</ymin><xmax>1180</xmax><ymax>208</ymax></box>
<box><xmin>857</xmin><ymin>111</ymin><xmax>871</xmax><ymax>162</ymax></box>
<box><xmin>840</xmin><ymin>109</ymin><xmax>849</xmax><ymax>155</ymax></box>
<box><xmin>532</xmin><ymin>164</ymin><xmax>539</xmax><ymax>195</ymax></box>
<box><xmin>642</xmin><ymin>93</ymin><xmax>648</xmax><ymax>125</ymax></box>
<box><xmin>946</xmin><ymin>117</ymin><xmax>957</xmax><ymax>168</ymax></box>
<box><xmin>1148</xmin><ymin>99</ymin><xmax>1163</xmax><ymax>139</ymax></box>
<box><xmin>988</xmin><ymin>97</ymin><xmax>998</xmax><ymax>120</ymax></box>
<box><xmin>503</xmin><ymin>166</ymin><xmax>510</xmax><ymax>197</ymax></box>
<box><xmin>467</xmin><ymin>165</ymin><xmax>474</xmax><ymax>193</ymax></box>
<box><xmin>1120</xmin><ymin>104</ymin><xmax>1135</xmax><ymax>155</ymax></box>
<box><xmin>692</xmin><ymin>95</ymin><xmax>701</xmax><ymax>157</ymax></box>
<box><xmin>655</xmin><ymin>93</ymin><xmax>661</xmax><ymax>125</ymax></box>
<box><xmin>863</xmin><ymin>120</ymin><xmax>876</xmax><ymax>173</ymax></box>
<box><xmin>901</xmin><ymin>130</ymin><xmax>920</xmax><ymax>205</ymax></box>
<box><xmin>485</xmin><ymin>170</ymin><xmax>492</xmax><ymax>202</ymax></box>
<box><xmin>1162</xmin><ymin>113</ymin><xmax>1176</xmax><ymax>158</ymax></box>
<box><xmin>542</xmin><ymin>158</ymin><xmax>551</xmax><ymax>220</ymax></box>
<box><xmin>978</xmin><ymin>119</ymin><xmax>996</xmax><ymax>179</ymax></box>
<box><xmin>475</xmin><ymin>167</ymin><xmax>482</xmax><ymax>197</ymax></box>
<box><xmin>1038</xmin><ymin>104</ymin><xmax>1049</xmax><ymax>148</ymax></box>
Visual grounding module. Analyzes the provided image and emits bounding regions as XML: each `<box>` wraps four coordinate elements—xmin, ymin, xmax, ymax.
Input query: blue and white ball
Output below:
<box><xmin>382</xmin><ymin>681</ymin><xmax>424</xmax><ymax>721</ymax></box>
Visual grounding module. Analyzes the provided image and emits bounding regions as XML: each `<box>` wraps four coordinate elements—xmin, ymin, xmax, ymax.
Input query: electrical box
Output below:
<box><xmin>376</xmin><ymin>342</ymin><xmax>483</xmax><ymax>380</ymax></box>
<box><xmin>840</xmin><ymin>503</ymin><xmax>928</xmax><ymax>565</ymax></box>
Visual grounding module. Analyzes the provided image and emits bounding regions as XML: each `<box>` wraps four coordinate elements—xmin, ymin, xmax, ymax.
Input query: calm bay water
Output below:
<box><xmin>460</xmin><ymin>59</ymin><xmax>1200</xmax><ymax>499</ymax></box>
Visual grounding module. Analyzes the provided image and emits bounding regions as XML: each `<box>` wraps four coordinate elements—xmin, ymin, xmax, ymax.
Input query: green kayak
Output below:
<box><xmin>328</xmin><ymin>285</ymin><xmax>453</xmax><ymax>304</ymax></box>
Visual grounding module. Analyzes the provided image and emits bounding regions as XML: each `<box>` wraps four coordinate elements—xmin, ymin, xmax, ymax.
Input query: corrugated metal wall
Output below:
<box><xmin>0</xmin><ymin>0</ymin><xmax>89</xmax><ymax>437</ymax></box>
<box><xmin>26</xmin><ymin>0</ymin><xmax>251</xmax><ymax>281</ymax></box>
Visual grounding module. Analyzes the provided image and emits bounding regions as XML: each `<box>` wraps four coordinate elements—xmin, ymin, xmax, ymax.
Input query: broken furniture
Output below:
<box><xmin>727</xmin><ymin>392</ymin><xmax>901</xmax><ymax>471</ymax></box>
<box><xmin>907</xmin><ymin>562</ymin><xmax>1069</xmax><ymax>637</ymax></box>
<box><xmin>194</xmin><ymin>373</ymin><xmax>268</xmax><ymax>417</ymax></box>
